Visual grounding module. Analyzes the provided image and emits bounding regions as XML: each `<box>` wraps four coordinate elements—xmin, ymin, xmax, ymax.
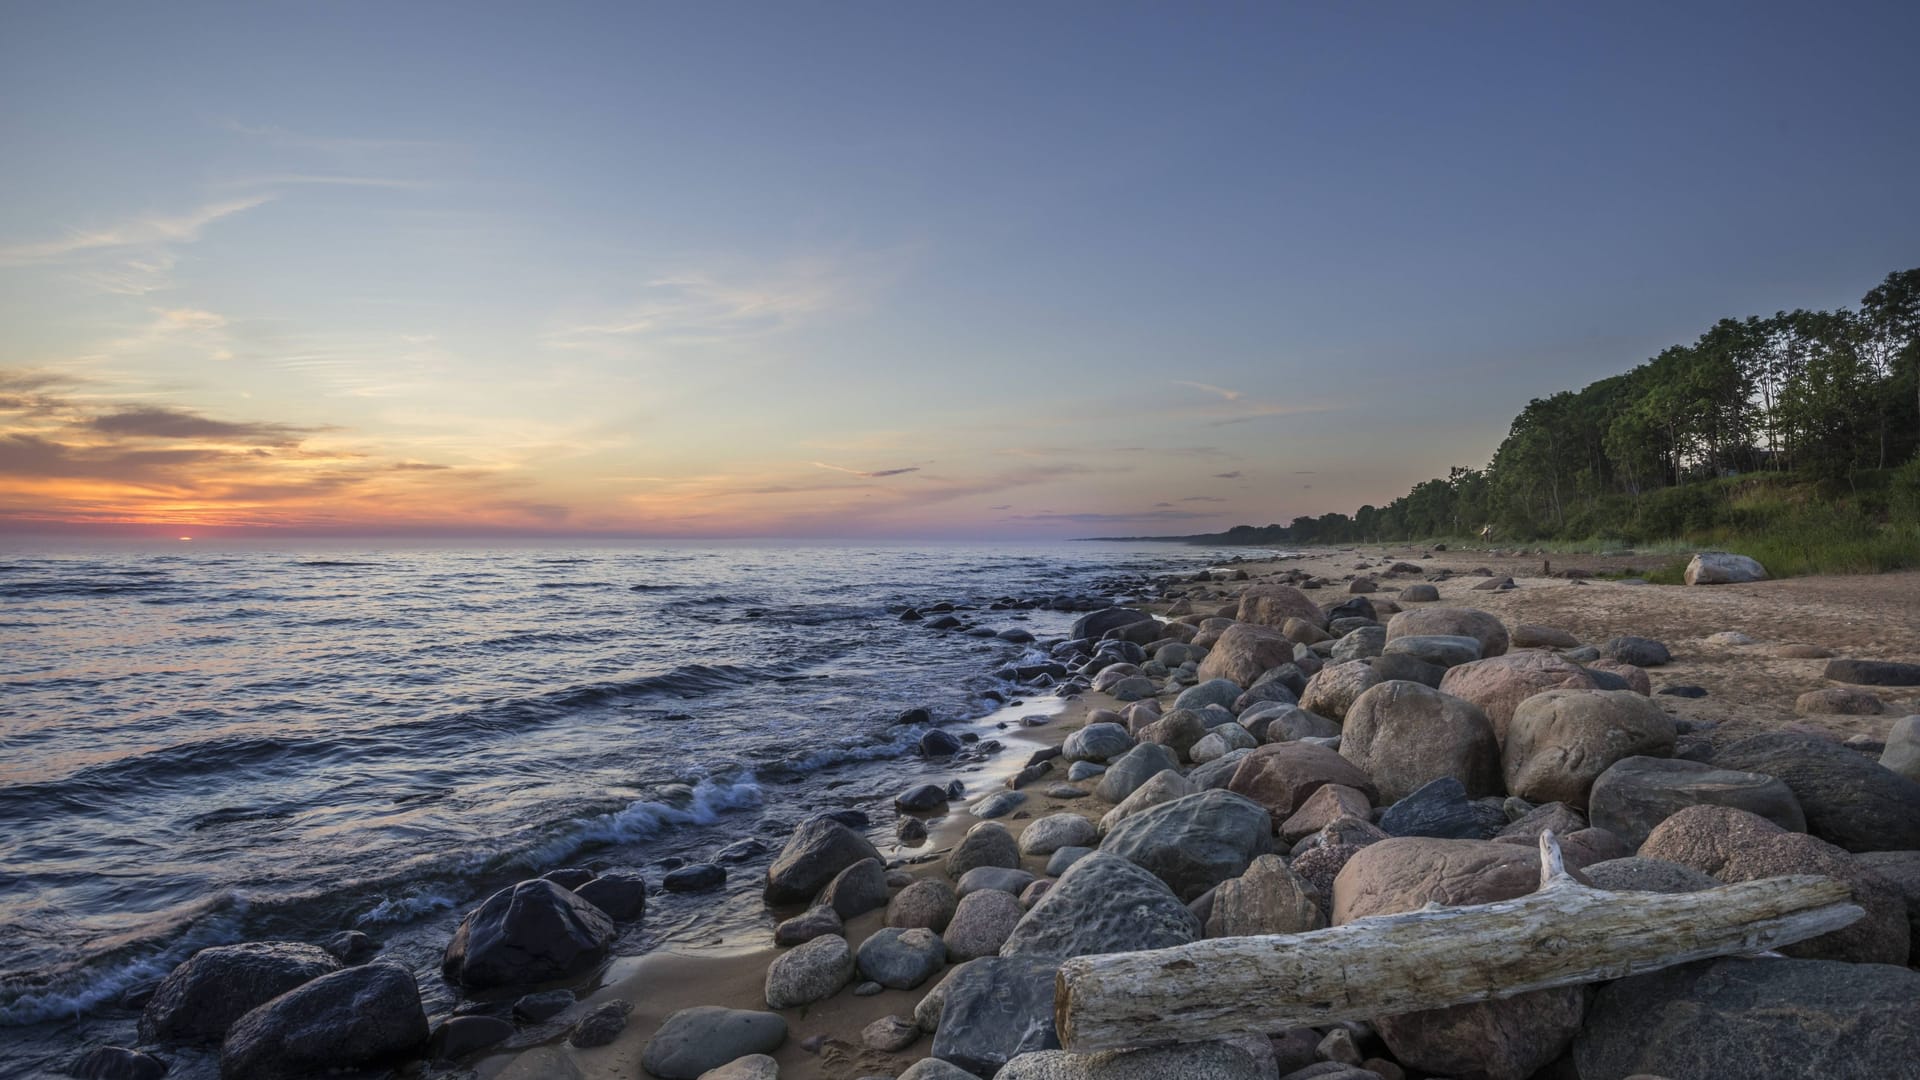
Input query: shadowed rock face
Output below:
<box><xmin>1576</xmin><ymin>958</ymin><xmax>1920</xmax><ymax>1080</ymax></box>
<box><xmin>930</xmin><ymin>955</ymin><xmax>1062</xmax><ymax>1076</ymax></box>
<box><xmin>440</xmin><ymin>879</ymin><xmax>616</xmax><ymax>989</ymax></box>
<box><xmin>1098</xmin><ymin>789</ymin><xmax>1274</xmax><ymax>901</ymax></box>
<box><xmin>1712</xmin><ymin>731</ymin><xmax>1920</xmax><ymax>853</ymax></box>
<box><xmin>1587</xmin><ymin>755</ymin><xmax>1805</xmax><ymax>849</ymax></box>
<box><xmin>641</xmin><ymin>1006</ymin><xmax>788</xmax><ymax>1080</ymax></box>
<box><xmin>219</xmin><ymin>962</ymin><xmax>428</xmax><ymax>1080</ymax></box>
<box><xmin>139</xmin><ymin>941</ymin><xmax>341</xmax><ymax>1044</ymax></box>
<box><xmin>763</xmin><ymin>816</ymin><xmax>884</xmax><ymax>904</ymax></box>
<box><xmin>1000</xmin><ymin>852</ymin><xmax>1199</xmax><ymax>961</ymax></box>
<box><xmin>1339</xmin><ymin>680</ymin><xmax>1501</xmax><ymax>803</ymax></box>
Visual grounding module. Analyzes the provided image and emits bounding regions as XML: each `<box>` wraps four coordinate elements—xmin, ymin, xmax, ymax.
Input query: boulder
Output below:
<box><xmin>1339</xmin><ymin>681</ymin><xmax>1500</xmax><ymax>803</ymax></box>
<box><xmin>1203</xmin><ymin>854</ymin><xmax>1325</xmax><ymax>937</ymax></box>
<box><xmin>944</xmin><ymin>889</ymin><xmax>1025</xmax><ymax>961</ymax></box>
<box><xmin>1378</xmin><ymin>777</ymin><xmax>1507</xmax><ymax>840</ymax></box>
<box><xmin>1332</xmin><ymin>838</ymin><xmax>1587</xmax><ymax>1080</ymax></box>
<box><xmin>1585</xmin><ymin>658</ymin><xmax>1650</xmax><ymax>694</ymax></box>
<box><xmin>1795</xmin><ymin>686</ymin><xmax>1887</xmax><ymax>715</ymax></box>
<box><xmin>1236</xmin><ymin>584</ymin><xmax>1327</xmax><ymax>630</ymax></box>
<box><xmin>1587</xmin><ymin>755</ymin><xmax>1805</xmax><ymax>849</ymax></box>
<box><xmin>1330</xmin><ymin>626</ymin><xmax>1386</xmax><ymax>662</ymax></box>
<box><xmin>1398</xmin><ymin>584</ymin><xmax>1439</xmax><ymax>602</ymax></box>
<box><xmin>1098</xmin><ymin>767</ymin><xmax>1193</xmax><ymax>833</ymax></box>
<box><xmin>1092</xmin><ymin>742</ymin><xmax>1181</xmax><ymax>804</ymax></box>
<box><xmin>856</xmin><ymin>926</ymin><xmax>945</xmax><ymax>990</ymax></box>
<box><xmin>1501</xmin><ymin>689</ymin><xmax>1677</xmax><ymax>810</ymax></box>
<box><xmin>1189</xmin><ymin>723</ymin><xmax>1258</xmax><ymax>763</ymax></box>
<box><xmin>1000</xmin><ymin>852</ymin><xmax>1200</xmax><ymax>960</ymax></box>
<box><xmin>1684</xmin><ymin>551</ymin><xmax>1767</xmax><ymax>585</ymax></box>
<box><xmin>897</xmin><ymin>783</ymin><xmax>951</xmax><ymax>811</ymax></box>
<box><xmin>1882</xmin><ymin>714</ymin><xmax>1920</xmax><ymax>782</ymax></box>
<box><xmin>900</xmin><ymin>1059</ymin><xmax>979</xmax><ymax>1080</ymax></box>
<box><xmin>1640</xmin><ymin>805</ymin><xmax>1909</xmax><ymax>964</ymax></box>
<box><xmin>1137</xmin><ymin>708</ymin><xmax>1210</xmax><ymax>761</ymax></box>
<box><xmin>930</xmin><ymin>956</ymin><xmax>1062</xmax><ymax>1075</ymax></box>
<box><xmin>1062</xmin><ymin>723</ymin><xmax>1133</xmax><ymax>763</ymax></box>
<box><xmin>957</xmin><ymin>866</ymin><xmax>1037</xmax><ymax>897</ymax></box>
<box><xmin>441</xmin><ymin>879</ymin><xmax>615</xmax><ymax>989</ymax></box>
<box><xmin>1172</xmin><ymin>677</ymin><xmax>1245</xmax><ymax>711</ymax></box>
<box><xmin>1823</xmin><ymin>657</ymin><xmax>1920</xmax><ymax>686</ymax></box>
<box><xmin>574</xmin><ymin>871</ymin><xmax>647</xmax><ymax>921</ymax></box>
<box><xmin>1600</xmin><ymin>635</ymin><xmax>1671</xmax><ymax>667</ymax></box>
<box><xmin>765</xmin><ymin>933</ymin><xmax>854</xmax><ymax>1008</ymax></box>
<box><xmin>971</xmin><ymin>790</ymin><xmax>1027</xmax><ymax>819</ymax></box>
<box><xmin>218</xmin><ymin>963</ymin><xmax>427</xmax><ymax>1080</ymax></box>
<box><xmin>701</xmin><ymin>1057</ymin><xmax>778</xmax><ymax>1079</ymax></box>
<box><xmin>1575</xmin><ymin>958</ymin><xmax>1920</xmax><ymax>1079</ymax></box>
<box><xmin>1071</xmin><ymin>607</ymin><xmax>1155</xmax><ymax>641</ymax></box>
<box><xmin>947</xmin><ymin>822</ymin><xmax>1021</xmax><ymax>879</ymax></box>
<box><xmin>1381</xmin><ymin>634</ymin><xmax>1481</xmax><ymax>668</ymax></box>
<box><xmin>773</xmin><ymin>904</ymin><xmax>843</xmax><ymax>946</ymax></box>
<box><xmin>1246</xmin><ymin>704</ymin><xmax>1340</xmax><ymax>743</ymax></box>
<box><xmin>1098</xmin><ymin>790</ymin><xmax>1275</xmax><ymax>901</ymax></box>
<box><xmin>818</xmin><ymin>857</ymin><xmax>891</xmax><ymax>919</ymax></box>
<box><xmin>1227</xmin><ymin>741</ymin><xmax>1379</xmax><ymax>823</ymax></box>
<box><xmin>641</xmin><ymin>1007</ymin><xmax>787</xmax><ymax>1080</ymax></box>
<box><xmin>425</xmin><ymin>1015</ymin><xmax>513</xmax><ymax>1061</ymax></box>
<box><xmin>1297</xmin><ymin>660</ymin><xmax>1383</xmax><ymax>722</ymax></box>
<box><xmin>139</xmin><ymin>941</ymin><xmax>341</xmax><ymax>1044</ymax></box>
<box><xmin>1278</xmin><ymin>783</ymin><xmax>1373</xmax><ymax>844</ymax></box>
<box><xmin>764</xmin><ymin>817</ymin><xmax>884</xmax><ymax>905</ymax></box>
<box><xmin>1856</xmin><ymin>849</ymin><xmax>1920</xmax><ymax>964</ymax></box>
<box><xmin>886</xmin><ymin>879</ymin><xmax>959</xmax><ymax>931</ymax></box>
<box><xmin>1282</xmin><ymin>617</ymin><xmax>1332</xmax><ymax>644</ymax></box>
<box><xmin>1437</xmin><ymin>651</ymin><xmax>1601</xmax><ymax>738</ymax></box>
<box><xmin>1713</xmin><ymin>731</ymin><xmax>1920</xmax><ymax>852</ymax></box>
<box><xmin>1018</xmin><ymin>813</ymin><xmax>1098</xmax><ymax>856</ymax></box>
<box><xmin>921</xmin><ymin>729</ymin><xmax>964</xmax><ymax>756</ymax></box>
<box><xmin>1385</xmin><ymin>606</ymin><xmax>1509</xmax><ymax>658</ymax></box>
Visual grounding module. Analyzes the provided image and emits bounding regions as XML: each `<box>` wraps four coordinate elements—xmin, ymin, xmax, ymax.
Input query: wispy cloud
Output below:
<box><xmin>1173</xmin><ymin>381</ymin><xmax>1242</xmax><ymax>401</ymax></box>
<box><xmin>1213</xmin><ymin>470</ymin><xmax>1243</xmax><ymax>480</ymax></box>
<box><xmin>1181</xmin><ymin>495</ymin><xmax>1227</xmax><ymax>503</ymax></box>
<box><xmin>90</xmin><ymin>406</ymin><xmax>312</xmax><ymax>444</ymax></box>
<box><xmin>0</xmin><ymin>195</ymin><xmax>274</xmax><ymax>264</ymax></box>
<box><xmin>809</xmin><ymin>460</ymin><xmax>921</xmax><ymax>478</ymax></box>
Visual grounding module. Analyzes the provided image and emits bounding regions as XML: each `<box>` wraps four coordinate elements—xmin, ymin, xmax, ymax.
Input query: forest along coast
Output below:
<box><xmin>83</xmin><ymin>547</ymin><xmax>1920</xmax><ymax>1080</ymax></box>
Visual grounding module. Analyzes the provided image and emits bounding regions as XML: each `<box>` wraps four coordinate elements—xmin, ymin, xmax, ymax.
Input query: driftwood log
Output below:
<box><xmin>1054</xmin><ymin>830</ymin><xmax>1863</xmax><ymax>1053</ymax></box>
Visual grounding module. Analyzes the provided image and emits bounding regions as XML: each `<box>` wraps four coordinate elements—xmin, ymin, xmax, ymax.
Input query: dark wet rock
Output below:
<box><xmin>641</xmin><ymin>1006</ymin><xmax>787</xmax><ymax>1080</ymax></box>
<box><xmin>897</xmin><ymin>815</ymin><xmax>930</xmax><ymax>845</ymax></box>
<box><xmin>543</xmin><ymin>867</ymin><xmax>596</xmax><ymax>890</ymax></box>
<box><xmin>930</xmin><ymin>955</ymin><xmax>1061</xmax><ymax>1076</ymax></box>
<box><xmin>512</xmin><ymin>988</ymin><xmax>574</xmax><ymax>1021</ymax></box>
<box><xmin>1823</xmin><ymin>657</ymin><xmax>1920</xmax><ymax>686</ymax></box>
<box><xmin>663</xmin><ymin>862</ymin><xmax>726</xmax><ymax>892</ymax></box>
<box><xmin>442</xmin><ymin>879</ymin><xmax>616</xmax><ymax>989</ymax></box>
<box><xmin>764</xmin><ymin>817</ymin><xmax>884</xmax><ymax>905</ymax></box>
<box><xmin>765</xmin><ymin>933</ymin><xmax>854</xmax><ymax>1008</ymax></box>
<box><xmin>1575</xmin><ymin>957</ymin><xmax>1920</xmax><ymax>1080</ymax></box>
<box><xmin>714</xmin><ymin>837</ymin><xmax>770</xmax><ymax>862</ymax></box>
<box><xmin>318</xmin><ymin>930</ymin><xmax>376</xmax><ymax>965</ymax></box>
<box><xmin>1099</xmin><ymin>789</ymin><xmax>1273</xmax><ymax>901</ymax></box>
<box><xmin>971</xmin><ymin>789</ymin><xmax>1028</xmax><ymax>818</ymax></box>
<box><xmin>139</xmin><ymin>941</ymin><xmax>341</xmax><ymax>1044</ymax></box>
<box><xmin>575</xmin><ymin>870</ymin><xmax>647</xmax><ymax>920</ymax></box>
<box><xmin>1071</xmin><ymin>607</ymin><xmax>1156</xmax><ymax>641</ymax></box>
<box><xmin>1587</xmin><ymin>755</ymin><xmax>1805</xmax><ymax>849</ymax></box>
<box><xmin>920</xmin><ymin>729</ymin><xmax>964</xmax><ymax>756</ymax></box>
<box><xmin>1601</xmin><ymin>635</ymin><xmax>1671</xmax><ymax>667</ymax></box>
<box><xmin>1381</xmin><ymin>633</ymin><xmax>1481</xmax><ymax>668</ymax></box>
<box><xmin>1714</xmin><ymin>731</ymin><xmax>1920</xmax><ymax>852</ymax></box>
<box><xmin>568</xmin><ymin>999</ymin><xmax>631</xmax><ymax>1048</ymax></box>
<box><xmin>819</xmin><ymin>857</ymin><xmax>890</xmax><ymax>919</ymax></box>
<box><xmin>1379</xmin><ymin>777</ymin><xmax>1507</xmax><ymax>840</ymax></box>
<box><xmin>1001</xmin><ymin>851</ymin><xmax>1200</xmax><ymax>959</ymax></box>
<box><xmin>856</xmin><ymin>927</ymin><xmax>946</xmax><ymax>990</ymax></box>
<box><xmin>426</xmin><ymin>1014</ymin><xmax>514</xmax><ymax>1061</ymax></box>
<box><xmin>218</xmin><ymin>962</ymin><xmax>427</xmax><ymax>1080</ymax></box>
<box><xmin>68</xmin><ymin>1048</ymin><xmax>168</xmax><ymax>1080</ymax></box>
<box><xmin>897</xmin><ymin>783</ymin><xmax>950</xmax><ymax>811</ymax></box>
<box><xmin>1659</xmin><ymin>684</ymin><xmax>1710</xmax><ymax>698</ymax></box>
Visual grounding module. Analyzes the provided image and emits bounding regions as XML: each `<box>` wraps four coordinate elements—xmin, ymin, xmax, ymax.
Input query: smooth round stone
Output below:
<box><xmin>1045</xmin><ymin>846</ymin><xmax>1093</xmax><ymax>876</ymax></box>
<box><xmin>1383</xmin><ymin>634</ymin><xmax>1483</xmax><ymax>668</ymax></box>
<box><xmin>970</xmin><ymin>791</ymin><xmax>1027</xmax><ymax>819</ymax></box>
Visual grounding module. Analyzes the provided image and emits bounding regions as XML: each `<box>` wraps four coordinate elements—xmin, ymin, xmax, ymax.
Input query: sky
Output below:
<box><xmin>3</xmin><ymin>2</ymin><xmax>1917</xmax><ymax>539</ymax></box>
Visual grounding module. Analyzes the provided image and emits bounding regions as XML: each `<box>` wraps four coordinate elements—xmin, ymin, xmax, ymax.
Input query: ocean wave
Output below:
<box><xmin>498</xmin><ymin>773</ymin><xmax>767</xmax><ymax>876</ymax></box>
<box><xmin>0</xmin><ymin>892</ymin><xmax>250</xmax><ymax>1027</ymax></box>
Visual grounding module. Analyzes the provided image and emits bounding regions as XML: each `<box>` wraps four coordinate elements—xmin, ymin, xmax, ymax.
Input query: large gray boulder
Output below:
<box><xmin>1062</xmin><ymin>722</ymin><xmax>1134</xmax><ymax>763</ymax></box>
<box><xmin>1195</xmin><ymin>625</ymin><xmax>1295</xmax><ymax>687</ymax></box>
<box><xmin>1072</xmin><ymin>608</ymin><xmax>1155</xmax><ymax>641</ymax></box>
<box><xmin>218</xmin><ymin>963</ymin><xmax>427</xmax><ymax>1080</ymax></box>
<box><xmin>140</xmin><ymin>941</ymin><xmax>341</xmax><ymax>1044</ymax></box>
<box><xmin>1092</xmin><ymin>742</ymin><xmax>1180</xmax><ymax>804</ymax></box>
<box><xmin>1382</xmin><ymin>633</ymin><xmax>1482</xmax><ymax>668</ymax></box>
<box><xmin>1019</xmin><ymin>813</ymin><xmax>1098</xmax><ymax>856</ymax></box>
<box><xmin>1000</xmin><ymin>852</ymin><xmax>1199</xmax><ymax>960</ymax></box>
<box><xmin>1297</xmin><ymin>660</ymin><xmax>1383</xmax><ymax>722</ymax></box>
<box><xmin>1713</xmin><ymin>731</ymin><xmax>1920</xmax><ymax>852</ymax></box>
<box><xmin>1098</xmin><ymin>790</ymin><xmax>1274</xmax><ymax>901</ymax></box>
<box><xmin>1339</xmin><ymin>680</ymin><xmax>1500</xmax><ymax>803</ymax></box>
<box><xmin>640</xmin><ymin>1007</ymin><xmax>787</xmax><ymax>1080</ymax></box>
<box><xmin>1097</xmin><ymin>768</ymin><xmax>1193</xmax><ymax>833</ymax></box>
<box><xmin>1824</xmin><ymin>658</ymin><xmax>1920</xmax><ymax>686</ymax></box>
<box><xmin>1575</xmin><ymin>958</ymin><xmax>1920</xmax><ymax>1079</ymax></box>
<box><xmin>856</xmin><ymin>927</ymin><xmax>946</xmax><ymax>990</ymax></box>
<box><xmin>441</xmin><ymin>879</ymin><xmax>615</xmax><ymax>989</ymax></box>
<box><xmin>1501</xmin><ymin>689</ymin><xmax>1676</xmax><ymax>810</ymax></box>
<box><xmin>947</xmin><ymin>822</ymin><xmax>1021</xmax><ymax>878</ymax></box>
<box><xmin>1587</xmin><ymin>755</ymin><xmax>1805</xmax><ymax>849</ymax></box>
<box><xmin>1385</xmin><ymin>607</ymin><xmax>1509</xmax><ymax>658</ymax></box>
<box><xmin>1171</xmin><ymin>678</ymin><xmax>1244</xmax><ymax>711</ymax></box>
<box><xmin>764</xmin><ymin>816</ymin><xmax>884</xmax><ymax>905</ymax></box>
<box><xmin>1684</xmin><ymin>551</ymin><xmax>1767</xmax><ymax>585</ymax></box>
<box><xmin>764</xmin><ymin>932</ymin><xmax>854</xmax><ymax>1008</ymax></box>
<box><xmin>930</xmin><ymin>956</ymin><xmax>1061</xmax><ymax>1075</ymax></box>
<box><xmin>819</xmin><ymin>857</ymin><xmax>891</xmax><ymax>919</ymax></box>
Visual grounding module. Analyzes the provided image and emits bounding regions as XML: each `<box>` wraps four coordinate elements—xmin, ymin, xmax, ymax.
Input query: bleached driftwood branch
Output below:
<box><xmin>1053</xmin><ymin>830</ymin><xmax>1861</xmax><ymax>1054</ymax></box>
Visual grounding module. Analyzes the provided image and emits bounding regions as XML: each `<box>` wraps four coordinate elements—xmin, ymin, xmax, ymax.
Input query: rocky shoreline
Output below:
<box><xmin>64</xmin><ymin>547</ymin><xmax>1920</xmax><ymax>1080</ymax></box>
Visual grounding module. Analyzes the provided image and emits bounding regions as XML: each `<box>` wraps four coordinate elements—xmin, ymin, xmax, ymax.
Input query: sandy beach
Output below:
<box><xmin>480</xmin><ymin>543</ymin><xmax>1920</xmax><ymax>1080</ymax></box>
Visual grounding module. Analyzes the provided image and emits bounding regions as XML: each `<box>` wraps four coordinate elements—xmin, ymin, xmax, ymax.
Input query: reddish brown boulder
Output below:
<box><xmin>1227</xmin><ymin>741</ymin><xmax>1378</xmax><ymax>823</ymax></box>
<box><xmin>1438</xmin><ymin>651</ymin><xmax>1600</xmax><ymax>738</ymax></box>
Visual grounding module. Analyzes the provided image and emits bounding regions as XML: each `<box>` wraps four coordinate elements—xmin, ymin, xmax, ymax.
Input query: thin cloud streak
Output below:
<box><xmin>0</xmin><ymin>195</ymin><xmax>274</xmax><ymax>263</ymax></box>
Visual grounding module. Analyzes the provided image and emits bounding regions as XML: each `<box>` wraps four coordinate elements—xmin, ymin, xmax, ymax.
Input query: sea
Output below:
<box><xmin>0</xmin><ymin>539</ymin><xmax>1251</xmax><ymax>1076</ymax></box>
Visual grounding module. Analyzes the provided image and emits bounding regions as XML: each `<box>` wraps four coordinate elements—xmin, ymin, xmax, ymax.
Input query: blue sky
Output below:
<box><xmin>3</xmin><ymin>2</ymin><xmax>1916</xmax><ymax>535</ymax></box>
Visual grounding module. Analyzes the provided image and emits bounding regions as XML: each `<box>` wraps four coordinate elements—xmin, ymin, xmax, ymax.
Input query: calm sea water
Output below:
<box><xmin>0</xmin><ymin>539</ymin><xmax>1237</xmax><ymax>1075</ymax></box>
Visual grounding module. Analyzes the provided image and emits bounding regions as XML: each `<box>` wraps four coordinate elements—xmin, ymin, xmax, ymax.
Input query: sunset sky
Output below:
<box><xmin>4</xmin><ymin>2</ymin><xmax>1917</xmax><ymax>537</ymax></box>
